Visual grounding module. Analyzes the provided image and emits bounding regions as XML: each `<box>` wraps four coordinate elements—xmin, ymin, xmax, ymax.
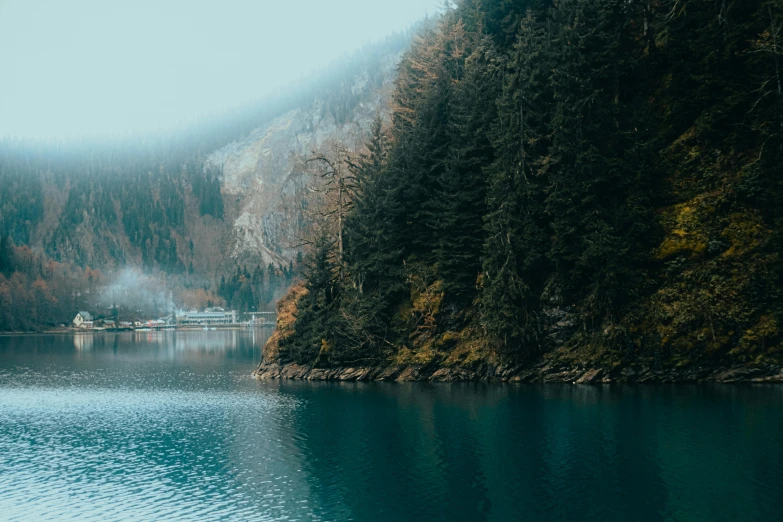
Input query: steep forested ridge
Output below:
<box><xmin>267</xmin><ymin>0</ymin><xmax>783</xmax><ymax>380</ymax></box>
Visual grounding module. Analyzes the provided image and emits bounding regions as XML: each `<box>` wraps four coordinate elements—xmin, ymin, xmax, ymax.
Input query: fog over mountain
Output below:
<box><xmin>0</xmin><ymin>0</ymin><xmax>442</xmax><ymax>140</ymax></box>
<box><xmin>0</xmin><ymin>1</ymin><xmax>440</xmax><ymax>330</ymax></box>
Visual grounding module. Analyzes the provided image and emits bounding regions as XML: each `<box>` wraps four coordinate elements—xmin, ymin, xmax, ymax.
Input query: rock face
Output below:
<box><xmin>253</xmin><ymin>360</ymin><xmax>783</xmax><ymax>384</ymax></box>
<box><xmin>207</xmin><ymin>53</ymin><xmax>400</xmax><ymax>265</ymax></box>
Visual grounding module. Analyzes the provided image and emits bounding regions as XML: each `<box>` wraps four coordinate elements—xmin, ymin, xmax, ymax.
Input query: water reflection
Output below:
<box><xmin>0</xmin><ymin>334</ymin><xmax>781</xmax><ymax>521</ymax></box>
<box><xmin>73</xmin><ymin>333</ymin><xmax>93</xmax><ymax>351</ymax></box>
<box><xmin>277</xmin><ymin>383</ymin><xmax>783</xmax><ymax>521</ymax></box>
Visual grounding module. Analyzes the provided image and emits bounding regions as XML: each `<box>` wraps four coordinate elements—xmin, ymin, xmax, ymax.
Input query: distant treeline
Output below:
<box><xmin>0</xmin><ymin>236</ymin><xmax>106</xmax><ymax>330</ymax></box>
<box><xmin>217</xmin><ymin>259</ymin><xmax>300</xmax><ymax>313</ymax></box>
<box><xmin>0</xmin><ymin>233</ymin><xmax>300</xmax><ymax>330</ymax></box>
<box><xmin>0</xmin><ymin>155</ymin><xmax>225</xmax><ymax>272</ymax></box>
<box><xmin>278</xmin><ymin>0</ymin><xmax>783</xmax><ymax>370</ymax></box>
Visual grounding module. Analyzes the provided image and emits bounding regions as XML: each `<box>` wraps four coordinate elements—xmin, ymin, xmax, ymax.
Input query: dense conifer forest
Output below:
<box><xmin>273</xmin><ymin>0</ymin><xmax>783</xmax><ymax>373</ymax></box>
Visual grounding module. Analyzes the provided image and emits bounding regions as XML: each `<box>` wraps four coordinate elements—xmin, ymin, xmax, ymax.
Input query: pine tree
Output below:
<box><xmin>341</xmin><ymin>117</ymin><xmax>406</xmax><ymax>354</ymax></box>
<box><xmin>0</xmin><ymin>235</ymin><xmax>14</xmax><ymax>276</ymax></box>
<box><xmin>481</xmin><ymin>9</ymin><xmax>550</xmax><ymax>355</ymax></box>
<box><xmin>434</xmin><ymin>36</ymin><xmax>502</xmax><ymax>309</ymax></box>
<box><xmin>541</xmin><ymin>0</ymin><xmax>655</xmax><ymax>329</ymax></box>
<box><xmin>280</xmin><ymin>236</ymin><xmax>342</xmax><ymax>364</ymax></box>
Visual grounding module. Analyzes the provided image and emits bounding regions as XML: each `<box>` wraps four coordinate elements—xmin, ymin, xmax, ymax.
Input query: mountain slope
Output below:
<box><xmin>257</xmin><ymin>0</ymin><xmax>783</xmax><ymax>382</ymax></box>
<box><xmin>0</xmin><ymin>33</ymin><xmax>408</xmax><ymax>329</ymax></box>
<box><xmin>0</xmin><ymin>39</ymin><xmax>404</xmax><ymax>271</ymax></box>
<box><xmin>207</xmin><ymin>50</ymin><xmax>399</xmax><ymax>265</ymax></box>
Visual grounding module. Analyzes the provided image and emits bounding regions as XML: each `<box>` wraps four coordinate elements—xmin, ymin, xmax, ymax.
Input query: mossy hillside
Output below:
<box><xmin>263</xmin><ymin>0</ymin><xmax>783</xmax><ymax>377</ymax></box>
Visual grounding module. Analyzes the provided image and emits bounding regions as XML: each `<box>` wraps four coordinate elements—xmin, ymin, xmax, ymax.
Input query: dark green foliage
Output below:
<box><xmin>540</xmin><ymin>0</ymin><xmax>657</xmax><ymax>327</ymax></box>
<box><xmin>194</xmin><ymin>166</ymin><xmax>225</xmax><ymax>219</ymax></box>
<box><xmin>435</xmin><ymin>36</ymin><xmax>502</xmax><ymax>309</ymax></box>
<box><xmin>0</xmin><ymin>145</ymin><xmax>199</xmax><ymax>271</ymax></box>
<box><xmin>216</xmin><ymin>260</ymin><xmax>300</xmax><ymax>313</ymax></box>
<box><xmin>341</xmin><ymin>118</ymin><xmax>408</xmax><ymax>358</ymax></box>
<box><xmin>0</xmin><ymin>235</ymin><xmax>14</xmax><ymax>276</ymax></box>
<box><xmin>481</xmin><ymin>8</ymin><xmax>551</xmax><ymax>356</ymax></box>
<box><xmin>278</xmin><ymin>237</ymin><xmax>344</xmax><ymax>364</ymax></box>
<box><xmin>281</xmin><ymin>0</ymin><xmax>783</xmax><ymax>369</ymax></box>
<box><xmin>0</xmin><ymin>163</ymin><xmax>44</xmax><ymax>245</ymax></box>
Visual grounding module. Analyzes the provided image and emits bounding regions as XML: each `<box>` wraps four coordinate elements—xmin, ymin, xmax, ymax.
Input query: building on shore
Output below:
<box><xmin>176</xmin><ymin>308</ymin><xmax>238</xmax><ymax>326</ymax></box>
<box><xmin>73</xmin><ymin>311</ymin><xmax>94</xmax><ymax>329</ymax></box>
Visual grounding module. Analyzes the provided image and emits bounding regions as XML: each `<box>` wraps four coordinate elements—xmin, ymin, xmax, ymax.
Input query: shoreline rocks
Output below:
<box><xmin>253</xmin><ymin>360</ymin><xmax>783</xmax><ymax>384</ymax></box>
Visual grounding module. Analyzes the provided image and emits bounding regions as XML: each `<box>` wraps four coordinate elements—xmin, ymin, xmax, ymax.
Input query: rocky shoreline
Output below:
<box><xmin>253</xmin><ymin>360</ymin><xmax>783</xmax><ymax>384</ymax></box>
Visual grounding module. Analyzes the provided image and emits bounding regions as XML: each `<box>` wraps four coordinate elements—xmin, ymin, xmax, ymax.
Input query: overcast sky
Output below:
<box><xmin>0</xmin><ymin>0</ymin><xmax>442</xmax><ymax>140</ymax></box>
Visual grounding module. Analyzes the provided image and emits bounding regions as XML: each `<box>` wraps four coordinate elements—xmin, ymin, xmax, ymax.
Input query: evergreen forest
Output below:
<box><xmin>275</xmin><ymin>0</ymin><xmax>783</xmax><ymax>373</ymax></box>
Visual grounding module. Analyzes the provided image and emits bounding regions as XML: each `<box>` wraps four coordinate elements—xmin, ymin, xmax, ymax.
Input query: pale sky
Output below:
<box><xmin>0</xmin><ymin>0</ymin><xmax>442</xmax><ymax>140</ymax></box>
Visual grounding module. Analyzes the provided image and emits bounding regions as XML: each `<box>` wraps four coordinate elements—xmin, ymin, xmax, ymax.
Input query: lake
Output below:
<box><xmin>0</xmin><ymin>332</ymin><xmax>781</xmax><ymax>521</ymax></box>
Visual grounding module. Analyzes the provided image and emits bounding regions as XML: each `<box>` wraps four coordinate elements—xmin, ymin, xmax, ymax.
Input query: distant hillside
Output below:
<box><xmin>0</xmin><ymin>31</ymin><xmax>411</xmax><ymax>330</ymax></box>
<box><xmin>1</xmin><ymin>33</ymin><xmax>408</xmax><ymax>271</ymax></box>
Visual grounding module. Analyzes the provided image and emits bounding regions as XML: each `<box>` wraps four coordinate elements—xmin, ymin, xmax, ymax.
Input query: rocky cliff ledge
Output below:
<box><xmin>253</xmin><ymin>360</ymin><xmax>783</xmax><ymax>384</ymax></box>
<box><xmin>254</xmin><ymin>282</ymin><xmax>783</xmax><ymax>384</ymax></box>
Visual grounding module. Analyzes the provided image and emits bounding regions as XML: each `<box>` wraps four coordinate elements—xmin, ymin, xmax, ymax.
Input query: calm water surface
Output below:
<box><xmin>0</xmin><ymin>332</ymin><xmax>781</xmax><ymax>521</ymax></box>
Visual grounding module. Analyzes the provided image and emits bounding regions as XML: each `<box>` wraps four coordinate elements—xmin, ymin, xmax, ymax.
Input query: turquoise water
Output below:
<box><xmin>0</xmin><ymin>332</ymin><xmax>781</xmax><ymax>521</ymax></box>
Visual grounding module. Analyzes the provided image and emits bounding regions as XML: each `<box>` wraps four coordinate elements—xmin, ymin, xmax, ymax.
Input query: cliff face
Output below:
<box><xmin>207</xmin><ymin>53</ymin><xmax>398</xmax><ymax>265</ymax></box>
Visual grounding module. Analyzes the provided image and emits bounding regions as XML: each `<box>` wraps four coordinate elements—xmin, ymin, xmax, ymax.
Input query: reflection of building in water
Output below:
<box><xmin>173</xmin><ymin>330</ymin><xmax>241</xmax><ymax>352</ymax></box>
<box><xmin>73</xmin><ymin>334</ymin><xmax>94</xmax><ymax>351</ymax></box>
<box><xmin>177</xmin><ymin>308</ymin><xmax>238</xmax><ymax>325</ymax></box>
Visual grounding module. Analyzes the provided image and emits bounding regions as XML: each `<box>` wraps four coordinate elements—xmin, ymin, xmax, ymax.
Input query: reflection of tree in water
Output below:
<box><xmin>281</xmin><ymin>382</ymin><xmax>498</xmax><ymax>521</ymax></box>
<box><xmin>274</xmin><ymin>384</ymin><xmax>783</xmax><ymax>522</ymax></box>
<box><xmin>2</xmin><ymin>337</ymin><xmax>783</xmax><ymax>521</ymax></box>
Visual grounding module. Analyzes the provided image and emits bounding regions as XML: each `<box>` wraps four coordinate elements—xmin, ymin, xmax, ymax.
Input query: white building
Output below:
<box><xmin>73</xmin><ymin>311</ymin><xmax>94</xmax><ymax>329</ymax></box>
<box><xmin>177</xmin><ymin>308</ymin><xmax>237</xmax><ymax>326</ymax></box>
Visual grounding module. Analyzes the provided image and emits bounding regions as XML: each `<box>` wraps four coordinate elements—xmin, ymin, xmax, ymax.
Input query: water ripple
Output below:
<box><xmin>1</xmin><ymin>335</ymin><xmax>783</xmax><ymax>521</ymax></box>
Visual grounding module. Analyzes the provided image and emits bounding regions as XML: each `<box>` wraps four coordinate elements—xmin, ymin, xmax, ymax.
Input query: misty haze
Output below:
<box><xmin>1</xmin><ymin>1</ymin><xmax>783</xmax><ymax>521</ymax></box>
